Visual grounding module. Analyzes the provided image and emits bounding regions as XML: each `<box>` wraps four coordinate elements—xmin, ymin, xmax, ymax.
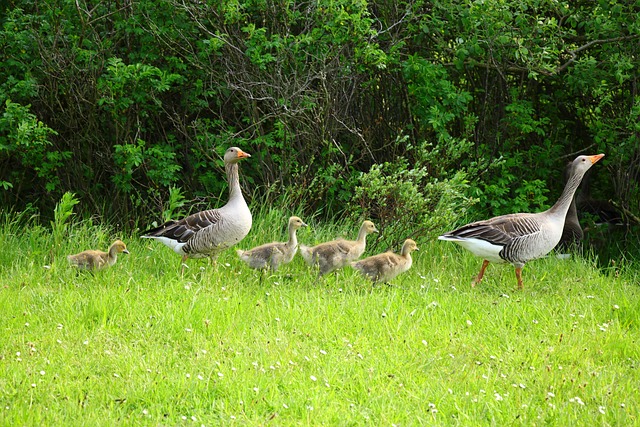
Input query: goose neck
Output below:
<box><xmin>356</xmin><ymin>226</ymin><xmax>369</xmax><ymax>243</ymax></box>
<box><xmin>549</xmin><ymin>170</ymin><xmax>585</xmax><ymax>218</ymax></box>
<box><xmin>226</xmin><ymin>162</ymin><xmax>243</xmax><ymax>201</ymax></box>
<box><xmin>287</xmin><ymin>225</ymin><xmax>298</xmax><ymax>247</ymax></box>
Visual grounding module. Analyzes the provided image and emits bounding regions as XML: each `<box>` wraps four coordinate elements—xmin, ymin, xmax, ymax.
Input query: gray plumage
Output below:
<box><xmin>236</xmin><ymin>216</ymin><xmax>308</xmax><ymax>271</ymax></box>
<box><xmin>351</xmin><ymin>239</ymin><xmax>418</xmax><ymax>283</ymax></box>
<box><xmin>299</xmin><ymin>220</ymin><xmax>378</xmax><ymax>276</ymax></box>
<box><xmin>67</xmin><ymin>240</ymin><xmax>129</xmax><ymax>270</ymax></box>
<box><xmin>141</xmin><ymin>147</ymin><xmax>252</xmax><ymax>270</ymax></box>
<box><xmin>439</xmin><ymin>154</ymin><xmax>604</xmax><ymax>289</ymax></box>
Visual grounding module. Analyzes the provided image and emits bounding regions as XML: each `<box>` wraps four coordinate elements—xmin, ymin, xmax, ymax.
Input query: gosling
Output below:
<box><xmin>67</xmin><ymin>240</ymin><xmax>130</xmax><ymax>270</ymax></box>
<box><xmin>237</xmin><ymin>216</ymin><xmax>308</xmax><ymax>271</ymax></box>
<box><xmin>300</xmin><ymin>220</ymin><xmax>378</xmax><ymax>276</ymax></box>
<box><xmin>351</xmin><ymin>239</ymin><xmax>418</xmax><ymax>283</ymax></box>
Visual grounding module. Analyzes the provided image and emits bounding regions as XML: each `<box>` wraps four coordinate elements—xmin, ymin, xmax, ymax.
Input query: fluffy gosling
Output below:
<box><xmin>67</xmin><ymin>240</ymin><xmax>129</xmax><ymax>270</ymax></box>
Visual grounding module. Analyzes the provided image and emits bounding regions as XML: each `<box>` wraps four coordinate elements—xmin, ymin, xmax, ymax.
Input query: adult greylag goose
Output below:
<box><xmin>351</xmin><ymin>238</ymin><xmax>418</xmax><ymax>283</ymax></box>
<box><xmin>67</xmin><ymin>240</ymin><xmax>129</xmax><ymax>270</ymax></box>
<box><xmin>300</xmin><ymin>220</ymin><xmax>378</xmax><ymax>276</ymax></box>
<box><xmin>141</xmin><ymin>147</ymin><xmax>252</xmax><ymax>271</ymax></box>
<box><xmin>438</xmin><ymin>154</ymin><xmax>604</xmax><ymax>289</ymax></box>
<box><xmin>236</xmin><ymin>216</ymin><xmax>308</xmax><ymax>271</ymax></box>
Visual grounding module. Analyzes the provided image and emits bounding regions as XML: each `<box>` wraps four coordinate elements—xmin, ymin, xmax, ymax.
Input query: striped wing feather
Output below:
<box><xmin>142</xmin><ymin>210</ymin><xmax>223</xmax><ymax>243</ymax></box>
<box><xmin>446</xmin><ymin>213</ymin><xmax>541</xmax><ymax>245</ymax></box>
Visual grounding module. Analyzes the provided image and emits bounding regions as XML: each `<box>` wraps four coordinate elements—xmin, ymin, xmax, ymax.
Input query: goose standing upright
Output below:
<box><xmin>300</xmin><ymin>220</ymin><xmax>378</xmax><ymax>276</ymax></box>
<box><xmin>236</xmin><ymin>216</ymin><xmax>308</xmax><ymax>271</ymax></box>
<box><xmin>351</xmin><ymin>239</ymin><xmax>419</xmax><ymax>284</ymax></box>
<box><xmin>67</xmin><ymin>240</ymin><xmax>129</xmax><ymax>271</ymax></box>
<box><xmin>438</xmin><ymin>154</ymin><xmax>604</xmax><ymax>289</ymax></box>
<box><xmin>141</xmin><ymin>147</ymin><xmax>252</xmax><ymax>271</ymax></box>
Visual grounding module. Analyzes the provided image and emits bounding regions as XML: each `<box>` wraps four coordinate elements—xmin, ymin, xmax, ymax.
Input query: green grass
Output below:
<box><xmin>1</xmin><ymin>215</ymin><xmax>639</xmax><ymax>426</ymax></box>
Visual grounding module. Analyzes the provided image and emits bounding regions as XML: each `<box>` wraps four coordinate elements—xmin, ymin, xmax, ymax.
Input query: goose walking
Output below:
<box><xmin>300</xmin><ymin>220</ymin><xmax>378</xmax><ymax>276</ymax></box>
<box><xmin>141</xmin><ymin>147</ymin><xmax>252</xmax><ymax>272</ymax></box>
<box><xmin>237</xmin><ymin>216</ymin><xmax>308</xmax><ymax>271</ymax></box>
<box><xmin>351</xmin><ymin>239</ymin><xmax>418</xmax><ymax>284</ymax></box>
<box><xmin>438</xmin><ymin>154</ymin><xmax>604</xmax><ymax>289</ymax></box>
<box><xmin>67</xmin><ymin>240</ymin><xmax>129</xmax><ymax>270</ymax></box>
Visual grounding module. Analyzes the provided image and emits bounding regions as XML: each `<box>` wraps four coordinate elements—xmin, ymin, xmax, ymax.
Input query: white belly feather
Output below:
<box><xmin>438</xmin><ymin>236</ymin><xmax>506</xmax><ymax>264</ymax></box>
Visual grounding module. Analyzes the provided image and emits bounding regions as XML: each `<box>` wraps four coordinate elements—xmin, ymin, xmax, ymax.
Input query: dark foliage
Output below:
<box><xmin>1</xmin><ymin>0</ymin><xmax>639</xmax><ymax>240</ymax></box>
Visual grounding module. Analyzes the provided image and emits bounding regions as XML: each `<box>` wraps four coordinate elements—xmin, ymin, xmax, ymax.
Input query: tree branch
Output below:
<box><xmin>555</xmin><ymin>35</ymin><xmax>640</xmax><ymax>74</ymax></box>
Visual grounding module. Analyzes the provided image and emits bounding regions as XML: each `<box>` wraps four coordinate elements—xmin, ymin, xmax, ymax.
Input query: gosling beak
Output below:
<box><xmin>123</xmin><ymin>249</ymin><xmax>130</xmax><ymax>255</ymax></box>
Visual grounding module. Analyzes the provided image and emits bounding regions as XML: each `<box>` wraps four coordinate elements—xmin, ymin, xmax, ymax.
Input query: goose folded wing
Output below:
<box><xmin>447</xmin><ymin>213</ymin><xmax>540</xmax><ymax>246</ymax></box>
<box><xmin>143</xmin><ymin>209</ymin><xmax>223</xmax><ymax>242</ymax></box>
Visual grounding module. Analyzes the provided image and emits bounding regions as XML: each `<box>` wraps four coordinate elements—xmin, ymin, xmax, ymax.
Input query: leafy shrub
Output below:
<box><xmin>349</xmin><ymin>158</ymin><xmax>477</xmax><ymax>250</ymax></box>
<box><xmin>0</xmin><ymin>100</ymin><xmax>69</xmax><ymax>192</ymax></box>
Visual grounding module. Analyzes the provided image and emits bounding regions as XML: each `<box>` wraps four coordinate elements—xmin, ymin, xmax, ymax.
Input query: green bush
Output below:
<box><xmin>349</xmin><ymin>158</ymin><xmax>477</xmax><ymax>251</ymax></box>
<box><xmin>0</xmin><ymin>100</ymin><xmax>69</xmax><ymax>192</ymax></box>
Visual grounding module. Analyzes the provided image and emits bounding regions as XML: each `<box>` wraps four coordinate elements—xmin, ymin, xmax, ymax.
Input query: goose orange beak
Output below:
<box><xmin>590</xmin><ymin>153</ymin><xmax>605</xmax><ymax>164</ymax></box>
<box><xmin>237</xmin><ymin>150</ymin><xmax>251</xmax><ymax>159</ymax></box>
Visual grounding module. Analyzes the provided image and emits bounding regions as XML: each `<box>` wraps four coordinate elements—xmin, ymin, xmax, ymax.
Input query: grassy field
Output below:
<box><xmin>1</xmin><ymin>213</ymin><xmax>639</xmax><ymax>426</ymax></box>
